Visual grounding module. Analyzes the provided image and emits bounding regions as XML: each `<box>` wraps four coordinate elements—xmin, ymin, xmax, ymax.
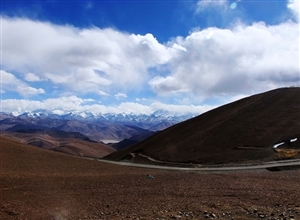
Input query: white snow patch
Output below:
<box><xmin>273</xmin><ymin>142</ymin><xmax>285</xmax><ymax>149</ymax></box>
<box><xmin>101</xmin><ymin>140</ymin><xmax>121</xmax><ymax>144</ymax></box>
<box><xmin>290</xmin><ymin>138</ymin><xmax>297</xmax><ymax>142</ymax></box>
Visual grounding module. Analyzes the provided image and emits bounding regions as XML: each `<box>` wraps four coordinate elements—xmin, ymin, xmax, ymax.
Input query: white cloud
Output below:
<box><xmin>98</xmin><ymin>90</ymin><xmax>110</xmax><ymax>96</ymax></box>
<box><xmin>149</xmin><ymin>102</ymin><xmax>216</xmax><ymax>115</ymax></box>
<box><xmin>1</xmin><ymin>18</ymin><xmax>170</xmax><ymax>95</ymax></box>
<box><xmin>149</xmin><ymin>76</ymin><xmax>189</xmax><ymax>95</ymax></box>
<box><xmin>153</xmin><ymin>19</ymin><xmax>299</xmax><ymax>100</ymax></box>
<box><xmin>1</xmin><ymin>70</ymin><xmax>45</xmax><ymax>96</ymax></box>
<box><xmin>196</xmin><ymin>0</ymin><xmax>228</xmax><ymax>13</ymax></box>
<box><xmin>195</xmin><ymin>0</ymin><xmax>228</xmax><ymax>13</ymax></box>
<box><xmin>1</xmin><ymin>99</ymin><xmax>44</xmax><ymax>115</ymax></box>
<box><xmin>17</xmin><ymin>87</ymin><xmax>45</xmax><ymax>96</ymax></box>
<box><xmin>43</xmin><ymin>96</ymin><xmax>85</xmax><ymax>110</ymax></box>
<box><xmin>1</xmin><ymin>0</ymin><xmax>299</xmax><ymax>110</ymax></box>
<box><xmin>114</xmin><ymin>92</ymin><xmax>127</xmax><ymax>99</ymax></box>
<box><xmin>118</xmin><ymin>102</ymin><xmax>151</xmax><ymax>114</ymax></box>
<box><xmin>0</xmin><ymin>97</ymin><xmax>215</xmax><ymax>115</ymax></box>
<box><xmin>288</xmin><ymin>0</ymin><xmax>299</xmax><ymax>21</ymax></box>
<box><xmin>24</xmin><ymin>72</ymin><xmax>42</xmax><ymax>81</ymax></box>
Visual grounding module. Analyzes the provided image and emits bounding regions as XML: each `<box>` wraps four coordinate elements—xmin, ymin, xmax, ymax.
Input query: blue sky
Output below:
<box><xmin>1</xmin><ymin>0</ymin><xmax>299</xmax><ymax>115</ymax></box>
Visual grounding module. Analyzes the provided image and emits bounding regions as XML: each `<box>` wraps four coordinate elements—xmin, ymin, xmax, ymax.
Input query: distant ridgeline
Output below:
<box><xmin>0</xmin><ymin>111</ymin><xmax>195</xmax><ymax>144</ymax></box>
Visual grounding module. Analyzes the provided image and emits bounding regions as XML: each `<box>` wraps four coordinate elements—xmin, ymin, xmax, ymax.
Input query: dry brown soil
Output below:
<box><xmin>1</xmin><ymin>136</ymin><xmax>300</xmax><ymax>220</ymax></box>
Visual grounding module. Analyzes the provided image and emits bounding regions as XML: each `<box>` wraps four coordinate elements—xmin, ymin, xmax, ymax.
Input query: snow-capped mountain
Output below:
<box><xmin>0</xmin><ymin>110</ymin><xmax>197</xmax><ymax>144</ymax></box>
<box><xmin>15</xmin><ymin>109</ymin><xmax>196</xmax><ymax>130</ymax></box>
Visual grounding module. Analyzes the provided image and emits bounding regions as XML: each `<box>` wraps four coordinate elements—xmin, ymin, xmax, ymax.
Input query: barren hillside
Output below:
<box><xmin>106</xmin><ymin>88</ymin><xmax>300</xmax><ymax>164</ymax></box>
<box><xmin>1</xmin><ymin>130</ymin><xmax>115</xmax><ymax>158</ymax></box>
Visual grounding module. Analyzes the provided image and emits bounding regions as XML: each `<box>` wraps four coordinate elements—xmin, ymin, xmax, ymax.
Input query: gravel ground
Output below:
<box><xmin>1</xmin><ymin>161</ymin><xmax>300</xmax><ymax>220</ymax></box>
<box><xmin>1</xmin><ymin>137</ymin><xmax>300</xmax><ymax>220</ymax></box>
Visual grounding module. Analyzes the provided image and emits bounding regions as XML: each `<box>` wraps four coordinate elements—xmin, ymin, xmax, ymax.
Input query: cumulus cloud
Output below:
<box><xmin>1</xmin><ymin>96</ymin><xmax>94</xmax><ymax>114</ymax></box>
<box><xmin>1</xmin><ymin>70</ymin><xmax>45</xmax><ymax>96</ymax></box>
<box><xmin>151</xmin><ymin>17</ymin><xmax>299</xmax><ymax>100</ymax></box>
<box><xmin>288</xmin><ymin>0</ymin><xmax>299</xmax><ymax>21</ymax></box>
<box><xmin>1</xmin><ymin>0</ymin><xmax>299</xmax><ymax>111</ymax></box>
<box><xmin>1</xmin><ymin>17</ymin><xmax>170</xmax><ymax>95</ymax></box>
<box><xmin>2</xmin><ymin>99</ymin><xmax>45</xmax><ymax>115</ymax></box>
<box><xmin>149</xmin><ymin>76</ymin><xmax>189</xmax><ymax>95</ymax></box>
<box><xmin>24</xmin><ymin>72</ymin><xmax>43</xmax><ymax>82</ymax></box>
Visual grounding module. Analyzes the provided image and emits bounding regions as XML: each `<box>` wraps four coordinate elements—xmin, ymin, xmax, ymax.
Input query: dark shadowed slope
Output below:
<box><xmin>106</xmin><ymin>88</ymin><xmax>300</xmax><ymax>164</ymax></box>
<box><xmin>110</xmin><ymin>131</ymin><xmax>157</xmax><ymax>150</ymax></box>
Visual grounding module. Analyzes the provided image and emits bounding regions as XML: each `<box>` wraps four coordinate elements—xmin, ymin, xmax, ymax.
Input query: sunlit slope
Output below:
<box><xmin>1</xmin><ymin>130</ymin><xmax>116</xmax><ymax>158</ymax></box>
<box><xmin>106</xmin><ymin>88</ymin><xmax>300</xmax><ymax>164</ymax></box>
<box><xmin>0</xmin><ymin>135</ymin><xmax>121</xmax><ymax>176</ymax></box>
<box><xmin>0</xmin><ymin>135</ymin><xmax>89</xmax><ymax>175</ymax></box>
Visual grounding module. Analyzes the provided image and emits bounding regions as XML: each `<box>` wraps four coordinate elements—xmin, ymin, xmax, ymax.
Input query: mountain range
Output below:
<box><xmin>0</xmin><ymin>110</ymin><xmax>194</xmax><ymax>143</ymax></box>
<box><xmin>9</xmin><ymin>110</ymin><xmax>194</xmax><ymax>129</ymax></box>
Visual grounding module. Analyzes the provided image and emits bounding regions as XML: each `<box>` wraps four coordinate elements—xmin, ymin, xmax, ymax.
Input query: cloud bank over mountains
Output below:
<box><xmin>1</xmin><ymin>0</ymin><xmax>299</xmax><ymax>115</ymax></box>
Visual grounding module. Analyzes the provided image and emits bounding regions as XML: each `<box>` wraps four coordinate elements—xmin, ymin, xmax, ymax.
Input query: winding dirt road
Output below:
<box><xmin>99</xmin><ymin>154</ymin><xmax>300</xmax><ymax>171</ymax></box>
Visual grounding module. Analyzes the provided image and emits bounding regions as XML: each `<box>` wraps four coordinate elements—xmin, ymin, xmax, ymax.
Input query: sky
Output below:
<box><xmin>0</xmin><ymin>0</ymin><xmax>299</xmax><ymax>115</ymax></box>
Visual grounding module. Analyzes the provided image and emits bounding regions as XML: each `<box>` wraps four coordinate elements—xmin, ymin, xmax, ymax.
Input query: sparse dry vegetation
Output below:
<box><xmin>274</xmin><ymin>148</ymin><xmax>300</xmax><ymax>160</ymax></box>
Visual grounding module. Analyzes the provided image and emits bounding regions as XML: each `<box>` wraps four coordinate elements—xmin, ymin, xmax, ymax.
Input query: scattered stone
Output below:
<box><xmin>146</xmin><ymin>174</ymin><xmax>154</xmax><ymax>179</ymax></box>
<box><xmin>279</xmin><ymin>212</ymin><xmax>285</xmax><ymax>217</ymax></box>
<box><xmin>210</xmin><ymin>213</ymin><xmax>217</xmax><ymax>218</ymax></box>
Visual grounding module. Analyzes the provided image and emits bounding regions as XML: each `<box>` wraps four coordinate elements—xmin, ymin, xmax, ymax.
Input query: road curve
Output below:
<box><xmin>97</xmin><ymin>157</ymin><xmax>300</xmax><ymax>171</ymax></box>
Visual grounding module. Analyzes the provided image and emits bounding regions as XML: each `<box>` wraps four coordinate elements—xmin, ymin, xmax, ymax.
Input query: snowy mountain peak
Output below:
<box><xmin>1</xmin><ymin>109</ymin><xmax>197</xmax><ymax>130</ymax></box>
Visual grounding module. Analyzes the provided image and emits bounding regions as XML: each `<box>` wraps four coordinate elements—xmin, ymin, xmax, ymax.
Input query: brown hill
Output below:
<box><xmin>1</xmin><ymin>130</ymin><xmax>115</xmax><ymax>158</ymax></box>
<box><xmin>106</xmin><ymin>87</ymin><xmax>300</xmax><ymax>164</ymax></box>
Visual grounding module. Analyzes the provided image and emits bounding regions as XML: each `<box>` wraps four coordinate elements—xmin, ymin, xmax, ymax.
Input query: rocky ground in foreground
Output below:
<box><xmin>1</xmin><ymin>165</ymin><xmax>300</xmax><ymax>220</ymax></box>
<box><xmin>1</xmin><ymin>136</ymin><xmax>300</xmax><ymax>220</ymax></box>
